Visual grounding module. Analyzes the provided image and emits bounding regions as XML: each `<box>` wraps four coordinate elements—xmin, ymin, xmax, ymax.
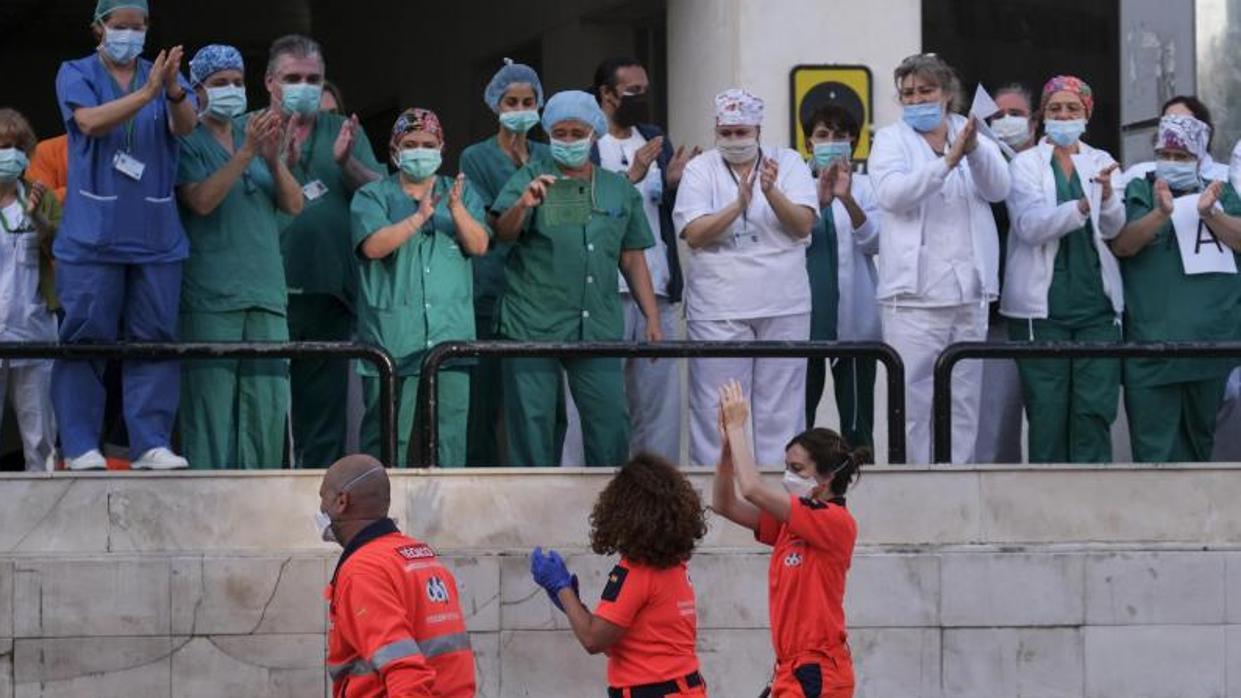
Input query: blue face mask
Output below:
<box><xmin>1156</xmin><ymin>159</ymin><xmax>1201</xmax><ymax>192</ymax></box>
<box><xmin>902</xmin><ymin>102</ymin><xmax>944</xmax><ymax>133</ymax></box>
<box><xmin>397</xmin><ymin>148</ymin><xmax>442</xmax><ymax>181</ymax></box>
<box><xmin>812</xmin><ymin>140</ymin><xmax>852</xmax><ymax>169</ymax></box>
<box><xmin>205</xmin><ymin>85</ymin><xmax>247</xmax><ymax>119</ymax></box>
<box><xmin>101</xmin><ymin>28</ymin><xmax>145</xmax><ymax>64</ymax></box>
<box><xmin>550</xmin><ymin>137</ymin><xmax>592</xmax><ymax>168</ymax></box>
<box><xmin>1045</xmin><ymin>118</ymin><xmax>1087</xmax><ymax>147</ymax></box>
<box><xmin>499</xmin><ymin>110</ymin><xmax>540</xmax><ymax>134</ymax></box>
<box><xmin>0</xmin><ymin>148</ymin><xmax>29</xmax><ymax>183</ymax></box>
<box><xmin>281</xmin><ymin>83</ymin><xmax>323</xmax><ymax>117</ymax></box>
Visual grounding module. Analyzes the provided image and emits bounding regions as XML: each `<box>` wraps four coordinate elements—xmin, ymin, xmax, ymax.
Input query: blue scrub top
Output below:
<box><xmin>55</xmin><ymin>53</ymin><xmax>194</xmax><ymax>264</ymax></box>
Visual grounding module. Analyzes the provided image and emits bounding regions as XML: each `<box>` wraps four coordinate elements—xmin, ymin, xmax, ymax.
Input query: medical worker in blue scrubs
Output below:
<box><xmin>52</xmin><ymin>0</ymin><xmax>197</xmax><ymax>470</ymax></box>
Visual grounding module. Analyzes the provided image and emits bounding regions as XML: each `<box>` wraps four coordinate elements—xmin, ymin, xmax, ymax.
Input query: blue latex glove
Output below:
<box><xmin>530</xmin><ymin>546</ymin><xmax>579</xmax><ymax>612</ymax></box>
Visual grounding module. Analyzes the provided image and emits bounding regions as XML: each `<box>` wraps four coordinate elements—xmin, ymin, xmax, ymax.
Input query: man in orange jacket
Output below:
<box><xmin>319</xmin><ymin>455</ymin><xmax>476</xmax><ymax>697</ymax></box>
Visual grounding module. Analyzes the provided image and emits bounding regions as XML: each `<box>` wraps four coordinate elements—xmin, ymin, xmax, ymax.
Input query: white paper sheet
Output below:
<box><xmin>968</xmin><ymin>84</ymin><xmax>1016</xmax><ymax>160</ymax></box>
<box><xmin>1172</xmin><ymin>194</ymin><xmax>1237</xmax><ymax>274</ymax></box>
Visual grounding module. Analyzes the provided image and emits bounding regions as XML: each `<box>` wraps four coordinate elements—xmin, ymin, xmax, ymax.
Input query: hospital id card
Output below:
<box><xmin>113</xmin><ymin>152</ymin><xmax>146</xmax><ymax>181</ymax></box>
<box><xmin>541</xmin><ymin>178</ymin><xmax>593</xmax><ymax>227</ymax></box>
<box><xmin>303</xmin><ymin>179</ymin><xmax>329</xmax><ymax>202</ymax></box>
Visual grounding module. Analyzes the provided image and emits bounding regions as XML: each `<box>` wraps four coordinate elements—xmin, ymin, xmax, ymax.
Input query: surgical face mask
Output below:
<box><xmin>205</xmin><ymin>85</ymin><xmax>247</xmax><ymax>120</ymax></box>
<box><xmin>499</xmin><ymin>109</ymin><xmax>540</xmax><ymax>134</ymax></box>
<box><xmin>991</xmin><ymin>115</ymin><xmax>1031</xmax><ymax>148</ymax></box>
<box><xmin>0</xmin><ymin>148</ymin><xmax>29</xmax><ymax>183</ymax></box>
<box><xmin>314</xmin><ymin>509</ymin><xmax>336</xmax><ymax>543</ymax></box>
<box><xmin>281</xmin><ymin>82</ymin><xmax>323</xmax><ymax>117</ymax></box>
<box><xmin>550</xmin><ymin>137</ymin><xmax>592</xmax><ymax>168</ymax></box>
<box><xmin>101</xmin><ymin>28</ymin><xmax>145</xmax><ymax>65</ymax></box>
<box><xmin>782</xmin><ymin>470</ymin><xmax>817</xmax><ymax>498</ymax></box>
<box><xmin>717</xmin><ymin>137</ymin><xmax>759</xmax><ymax>165</ymax></box>
<box><xmin>398</xmin><ymin>147</ymin><xmax>442</xmax><ymax>181</ymax></box>
<box><xmin>1045</xmin><ymin>118</ymin><xmax>1087</xmax><ymax>148</ymax></box>
<box><xmin>1156</xmin><ymin>159</ymin><xmax>1201</xmax><ymax>192</ymax></box>
<box><xmin>812</xmin><ymin>140</ymin><xmax>852</xmax><ymax>169</ymax></box>
<box><xmin>902</xmin><ymin>102</ymin><xmax>944</xmax><ymax>133</ymax></box>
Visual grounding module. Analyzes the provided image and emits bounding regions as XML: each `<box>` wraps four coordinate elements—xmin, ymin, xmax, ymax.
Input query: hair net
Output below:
<box><xmin>484</xmin><ymin>58</ymin><xmax>545</xmax><ymax>114</ymax></box>
<box><xmin>1041</xmin><ymin>75</ymin><xmax>1094</xmax><ymax>119</ymax></box>
<box><xmin>188</xmin><ymin>44</ymin><xmax>244</xmax><ymax>87</ymax></box>
<box><xmin>1157</xmin><ymin>114</ymin><xmax>1211</xmax><ymax>161</ymax></box>
<box><xmin>94</xmin><ymin>0</ymin><xmax>148</xmax><ymax>21</ymax></box>
<box><xmin>715</xmin><ymin>88</ymin><xmax>764</xmax><ymax>126</ymax></box>
<box><xmin>541</xmin><ymin>90</ymin><xmax>608</xmax><ymax>136</ymax></box>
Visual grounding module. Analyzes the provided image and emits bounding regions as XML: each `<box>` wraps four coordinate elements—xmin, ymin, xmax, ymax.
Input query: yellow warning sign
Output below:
<box><xmin>790</xmin><ymin>65</ymin><xmax>873</xmax><ymax>161</ymax></box>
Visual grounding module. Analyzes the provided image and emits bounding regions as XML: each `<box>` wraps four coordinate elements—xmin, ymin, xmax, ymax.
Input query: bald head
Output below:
<box><xmin>320</xmin><ymin>454</ymin><xmax>391</xmax><ymax>520</ymax></box>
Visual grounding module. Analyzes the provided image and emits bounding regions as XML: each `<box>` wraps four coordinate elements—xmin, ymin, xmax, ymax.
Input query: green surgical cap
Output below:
<box><xmin>94</xmin><ymin>0</ymin><xmax>149</xmax><ymax>22</ymax></box>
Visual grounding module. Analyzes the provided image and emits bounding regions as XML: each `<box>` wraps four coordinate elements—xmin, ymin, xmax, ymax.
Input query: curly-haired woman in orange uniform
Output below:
<box><xmin>712</xmin><ymin>380</ymin><xmax>868</xmax><ymax>698</ymax></box>
<box><xmin>530</xmin><ymin>453</ymin><xmax>709</xmax><ymax>697</ymax></box>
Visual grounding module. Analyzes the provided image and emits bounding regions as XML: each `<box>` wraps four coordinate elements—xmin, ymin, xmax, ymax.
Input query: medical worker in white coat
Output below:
<box><xmin>869</xmin><ymin>54</ymin><xmax>1011</xmax><ymax>464</ymax></box>
<box><xmin>674</xmin><ymin>88</ymin><xmax>818</xmax><ymax>467</ymax></box>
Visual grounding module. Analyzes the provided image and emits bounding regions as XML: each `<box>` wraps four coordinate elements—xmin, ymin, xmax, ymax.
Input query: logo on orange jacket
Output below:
<box><xmin>426</xmin><ymin>576</ymin><xmax>450</xmax><ymax>603</ymax></box>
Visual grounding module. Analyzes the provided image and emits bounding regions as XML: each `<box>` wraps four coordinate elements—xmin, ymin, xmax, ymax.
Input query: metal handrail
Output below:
<box><xmin>0</xmin><ymin>341</ymin><xmax>399</xmax><ymax>467</ymax></box>
<box><xmin>932</xmin><ymin>340</ymin><xmax>1241</xmax><ymax>463</ymax></box>
<box><xmin>417</xmin><ymin>340</ymin><xmax>906</xmax><ymax>466</ymax></box>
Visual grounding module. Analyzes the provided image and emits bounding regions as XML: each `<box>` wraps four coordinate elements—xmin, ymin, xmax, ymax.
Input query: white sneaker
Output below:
<box><xmin>132</xmin><ymin>447</ymin><xmax>189</xmax><ymax>471</ymax></box>
<box><xmin>66</xmin><ymin>449</ymin><xmax>107</xmax><ymax>471</ymax></box>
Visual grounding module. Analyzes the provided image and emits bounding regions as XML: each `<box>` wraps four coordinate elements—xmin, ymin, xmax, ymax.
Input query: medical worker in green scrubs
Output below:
<box><xmin>176</xmin><ymin>45</ymin><xmax>304</xmax><ymax>469</ymax></box>
<box><xmin>1111</xmin><ymin>114</ymin><xmax>1241</xmax><ymax>462</ymax></box>
<box><xmin>459</xmin><ymin>60</ymin><xmax>551</xmax><ymax>466</ymax></box>
<box><xmin>351</xmin><ymin>108</ymin><xmax>490</xmax><ymax>466</ymax></box>
<box><xmin>1002</xmin><ymin>76</ymin><xmax>1125</xmax><ymax>463</ymax></box>
<box><xmin>492</xmin><ymin>91</ymin><xmax>661</xmax><ymax>467</ymax></box>
<box><xmin>264</xmin><ymin>34</ymin><xmax>384</xmax><ymax>467</ymax></box>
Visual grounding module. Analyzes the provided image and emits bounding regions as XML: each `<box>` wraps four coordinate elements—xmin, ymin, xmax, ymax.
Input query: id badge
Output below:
<box><xmin>113</xmin><ymin>151</ymin><xmax>146</xmax><ymax>181</ymax></box>
<box><xmin>303</xmin><ymin>179</ymin><xmax>329</xmax><ymax>202</ymax></box>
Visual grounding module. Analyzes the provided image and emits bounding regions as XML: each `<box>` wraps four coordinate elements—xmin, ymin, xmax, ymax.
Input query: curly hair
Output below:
<box><xmin>589</xmin><ymin>453</ymin><xmax>707</xmax><ymax>568</ymax></box>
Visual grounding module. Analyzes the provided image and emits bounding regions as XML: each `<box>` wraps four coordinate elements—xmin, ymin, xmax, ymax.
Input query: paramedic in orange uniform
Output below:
<box><xmin>712</xmin><ymin>380</ymin><xmax>867</xmax><ymax>698</ymax></box>
<box><xmin>319</xmin><ymin>455</ymin><xmax>476</xmax><ymax>698</ymax></box>
<box><xmin>529</xmin><ymin>454</ymin><xmax>708</xmax><ymax>697</ymax></box>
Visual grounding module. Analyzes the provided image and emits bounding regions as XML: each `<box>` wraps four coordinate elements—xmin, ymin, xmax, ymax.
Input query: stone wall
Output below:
<box><xmin>1</xmin><ymin>466</ymin><xmax>1239</xmax><ymax>697</ymax></box>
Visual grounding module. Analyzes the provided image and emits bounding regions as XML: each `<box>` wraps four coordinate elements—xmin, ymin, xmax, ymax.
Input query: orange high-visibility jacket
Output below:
<box><xmin>326</xmin><ymin>519</ymin><xmax>476</xmax><ymax>698</ymax></box>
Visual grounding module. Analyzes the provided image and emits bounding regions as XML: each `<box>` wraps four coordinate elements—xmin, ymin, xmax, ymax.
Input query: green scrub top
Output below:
<box><xmin>176</xmin><ymin>117</ymin><xmax>287</xmax><ymax>315</ymax></box>
<box><xmin>350</xmin><ymin>173</ymin><xmax>489</xmax><ymax>375</ymax></box>
<box><xmin>1047</xmin><ymin>157</ymin><xmax>1113</xmax><ymax>327</ymax></box>
<box><xmin>806</xmin><ymin>204</ymin><xmax>839</xmax><ymax>341</ymax></box>
<box><xmin>280</xmin><ymin>111</ymin><xmax>384</xmax><ymax>302</ymax></box>
<box><xmin>1121</xmin><ymin>176</ymin><xmax>1241</xmax><ymax>387</ymax></box>
<box><xmin>459</xmin><ymin>136</ymin><xmax>551</xmax><ymax>318</ymax></box>
<box><xmin>491</xmin><ymin>154</ymin><xmax>654</xmax><ymax>342</ymax></box>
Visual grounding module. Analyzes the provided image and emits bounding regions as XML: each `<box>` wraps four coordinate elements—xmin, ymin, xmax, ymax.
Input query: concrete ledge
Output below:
<box><xmin>0</xmin><ymin>464</ymin><xmax>1238</xmax><ymax>553</ymax></box>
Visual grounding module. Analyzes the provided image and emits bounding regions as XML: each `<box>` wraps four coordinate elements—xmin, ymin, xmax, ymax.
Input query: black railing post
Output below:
<box><xmin>931</xmin><ymin>340</ymin><xmax>1241</xmax><ymax>464</ymax></box>
<box><xmin>0</xmin><ymin>341</ymin><xmax>399</xmax><ymax>468</ymax></box>
<box><xmin>417</xmin><ymin>341</ymin><xmax>906</xmax><ymax>467</ymax></box>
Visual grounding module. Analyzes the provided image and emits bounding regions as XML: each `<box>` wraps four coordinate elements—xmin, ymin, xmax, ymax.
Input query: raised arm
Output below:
<box><xmin>720</xmin><ymin>380</ymin><xmax>792</xmax><ymax>522</ymax></box>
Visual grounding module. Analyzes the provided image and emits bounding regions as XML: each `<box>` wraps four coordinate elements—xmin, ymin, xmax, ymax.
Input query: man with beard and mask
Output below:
<box><xmin>674</xmin><ymin>88</ymin><xmax>818</xmax><ymax>468</ymax></box>
<box><xmin>264</xmin><ymin>34</ymin><xmax>383</xmax><ymax>468</ymax></box>
<box><xmin>973</xmin><ymin>83</ymin><xmax>1037</xmax><ymax>464</ymax></box>
<box><xmin>590</xmin><ymin>56</ymin><xmax>699</xmax><ymax>464</ymax></box>
<box><xmin>318</xmin><ymin>455</ymin><xmax>475</xmax><ymax>697</ymax></box>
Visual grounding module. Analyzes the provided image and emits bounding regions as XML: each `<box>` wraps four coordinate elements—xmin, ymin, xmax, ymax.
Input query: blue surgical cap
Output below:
<box><xmin>189</xmin><ymin>44</ymin><xmax>244</xmax><ymax>87</ymax></box>
<box><xmin>541</xmin><ymin>90</ymin><xmax>608</xmax><ymax>137</ymax></box>
<box><xmin>94</xmin><ymin>0</ymin><xmax>148</xmax><ymax>21</ymax></box>
<box><xmin>484</xmin><ymin>58</ymin><xmax>545</xmax><ymax>114</ymax></box>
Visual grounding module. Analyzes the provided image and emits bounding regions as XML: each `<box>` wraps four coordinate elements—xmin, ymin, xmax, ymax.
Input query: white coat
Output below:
<box><xmin>869</xmin><ymin>114</ymin><xmax>1011</xmax><ymax>302</ymax></box>
<box><xmin>830</xmin><ymin>173</ymin><xmax>882</xmax><ymax>341</ymax></box>
<box><xmin>1000</xmin><ymin>138</ymin><xmax>1125</xmax><ymax>320</ymax></box>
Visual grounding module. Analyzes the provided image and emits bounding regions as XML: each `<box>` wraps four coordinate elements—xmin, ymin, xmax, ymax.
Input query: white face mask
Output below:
<box><xmin>991</xmin><ymin>114</ymin><xmax>1031</xmax><ymax>148</ymax></box>
<box><xmin>782</xmin><ymin>470</ymin><xmax>818</xmax><ymax>498</ymax></box>
<box><xmin>315</xmin><ymin>509</ymin><xmax>336</xmax><ymax>543</ymax></box>
<box><xmin>718</xmin><ymin>137</ymin><xmax>759</xmax><ymax>164</ymax></box>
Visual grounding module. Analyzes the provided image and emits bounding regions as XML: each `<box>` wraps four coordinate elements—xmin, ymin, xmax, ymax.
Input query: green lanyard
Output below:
<box><xmin>106</xmin><ymin>63</ymin><xmax>141</xmax><ymax>153</ymax></box>
<box><xmin>0</xmin><ymin>183</ymin><xmax>29</xmax><ymax>234</ymax></box>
